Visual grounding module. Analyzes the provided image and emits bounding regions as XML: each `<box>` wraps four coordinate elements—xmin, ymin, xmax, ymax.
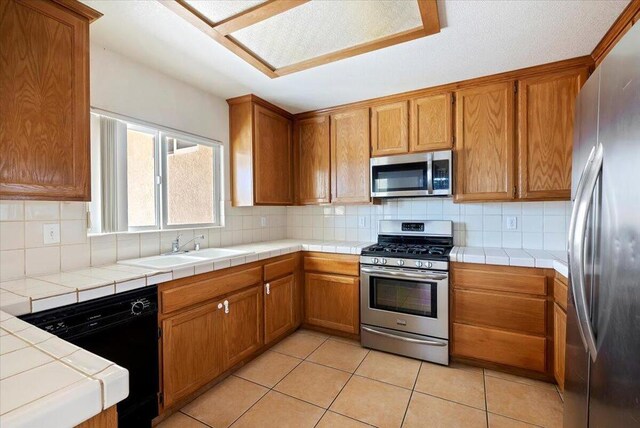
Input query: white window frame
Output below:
<box><xmin>91</xmin><ymin>108</ymin><xmax>224</xmax><ymax>232</ymax></box>
<box><xmin>160</xmin><ymin>131</ymin><xmax>223</xmax><ymax>230</ymax></box>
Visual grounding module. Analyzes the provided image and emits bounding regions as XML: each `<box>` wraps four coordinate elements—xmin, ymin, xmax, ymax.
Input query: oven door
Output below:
<box><xmin>370</xmin><ymin>151</ymin><xmax>452</xmax><ymax>197</ymax></box>
<box><xmin>360</xmin><ymin>266</ymin><xmax>449</xmax><ymax>339</ymax></box>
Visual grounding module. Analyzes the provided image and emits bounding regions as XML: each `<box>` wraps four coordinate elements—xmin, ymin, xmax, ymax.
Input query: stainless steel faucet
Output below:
<box><xmin>167</xmin><ymin>234</ymin><xmax>205</xmax><ymax>254</ymax></box>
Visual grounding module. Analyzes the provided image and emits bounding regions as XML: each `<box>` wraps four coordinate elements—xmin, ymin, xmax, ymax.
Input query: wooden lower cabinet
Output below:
<box><xmin>75</xmin><ymin>406</ymin><xmax>117</xmax><ymax>428</ymax></box>
<box><xmin>222</xmin><ymin>286</ymin><xmax>263</xmax><ymax>368</ymax></box>
<box><xmin>304</xmin><ymin>272</ymin><xmax>359</xmax><ymax>334</ymax></box>
<box><xmin>162</xmin><ymin>301</ymin><xmax>225</xmax><ymax>408</ymax></box>
<box><xmin>553</xmin><ymin>303</ymin><xmax>567</xmax><ymax>390</ymax></box>
<box><xmin>451</xmin><ymin>262</ymin><xmax>551</xmax><ymax>376</ymax></box>
<box><xmin>264</xmin><ymin>274</ymin><xmax>295</xmax><ymax>345</ymax></box>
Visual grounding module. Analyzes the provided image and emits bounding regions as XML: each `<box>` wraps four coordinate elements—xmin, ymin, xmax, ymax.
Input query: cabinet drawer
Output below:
<box><xmin>264</xmin><ymin>256</ymin><xmax>295</xmax><ymax>282</ymax></box>
<box><xmin>454</xmin><ymin>289</ymin><xmax>546</xmax><ymax>335</ymax></box>
<box><xmin>453</xmin><ymin>265</ymin><xmax>546</xmax><ymax>296</ymax></box>
<box><xmin>554</xmin><ymin>278</ymin><xmax>568</xmax><ymax>311</ymax></box>
<box><xmin>453</xmin><ymin>323</ymin><xmax>546</xmax><ymax>372</ymax></box>
<box><xmin>304</xmin><ymin>254</ymin><xmax>359</xmax><ymax>276</ymax></box>
<box><xmin>161</xmin><ymin>267</ymin><xmax>262</xmax><ymax>314</ymax></box>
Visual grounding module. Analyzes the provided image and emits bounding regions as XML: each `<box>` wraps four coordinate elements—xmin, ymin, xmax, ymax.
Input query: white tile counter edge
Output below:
<box><xmin>450</xmin><ymin>246</ymin><xmax>568</xmax><ymax>276</ymax></box>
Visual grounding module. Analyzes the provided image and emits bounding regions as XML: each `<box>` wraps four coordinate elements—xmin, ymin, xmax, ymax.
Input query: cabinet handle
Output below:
<box><xmin>266</xmin><ymin>283</ymin><xmax>270</xmax><ymax>295</ymax></box>
<box><xmin>217</xmin><ymin>303</ymin><xmax>223</xmax><ymax>309</ymax></box>
<box><xmin>223</xmin><ymin>300</ymin><xmax>229</xmax><ymax>314</ymax></box>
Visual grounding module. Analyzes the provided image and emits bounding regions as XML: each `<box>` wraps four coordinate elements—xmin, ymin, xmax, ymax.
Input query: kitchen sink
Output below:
<box><xmin>185</xmin><ymin>248</ymin><xmax>251</xmax><ymax>259</ymax></box>
<box><xmin>119</xmin><ymin>254</ymin><xmax>209</xmax><ymax>270</ymax></box>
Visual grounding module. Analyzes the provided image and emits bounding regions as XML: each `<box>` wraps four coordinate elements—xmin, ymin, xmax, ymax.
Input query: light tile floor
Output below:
<box><xmin>158</xmin><ymin>329</ymin><xmax>564</xmax><ymax>428</ymax></box>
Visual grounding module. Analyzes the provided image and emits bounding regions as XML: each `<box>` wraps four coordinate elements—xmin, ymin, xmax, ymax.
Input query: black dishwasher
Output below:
<box><xmin>20</xmin><ymin>285</ymin><xmax>159</xmax><ymax>428</ymax></box>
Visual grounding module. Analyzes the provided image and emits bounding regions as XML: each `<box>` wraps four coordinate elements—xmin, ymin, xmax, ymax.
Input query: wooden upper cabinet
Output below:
<box><xmin>331</xmin><ymin>108</ymin><xmax>371</xmax><ymax>204</ymax></box>
<box><xmin>455</xmin><ymin>82</ymin><xmax>516</xmax><ymax>202</ymax></box>
<box><xmin>517</xmin><ymin>69</ymin><xmax>587</xmax><ymax>200</ymax></box>
<box><xmin>228</xmin><ymin>95</ymin><xmax>293</xmax><ymax>206</ymax></box>
<box><xmin>221</xmin><ymin>285</ymin><xmax>263</xmax><ymax>369</ymax></box>
<box><xmin>294</xmin><ymin>116</ymin><xmax>330</xmax><ymax>204</ymax></box>
<box><xmin>162</xmin><ymin>301</ymin><xmax>224</xmax><ymax>407</ymax></box>
<box><xmin>0</xmin><ymin>0</ymin><xmax>101</xmax><ymax>201</ymax></box>
<box><xmin>410</xmin><ymin>93</ymin><xmax>453</xmax><ymax>152</ymax></box>
<box><xmin>371</xmin><ymin>101</ymin><xmax>408</xmax><ymax>156</ymax></box>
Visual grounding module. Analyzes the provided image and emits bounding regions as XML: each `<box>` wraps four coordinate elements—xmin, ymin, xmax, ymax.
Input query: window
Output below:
<box><xmin>90</xmin><ymin>112</ymin><xmax>223</xmax><ymax>233</ymax></box>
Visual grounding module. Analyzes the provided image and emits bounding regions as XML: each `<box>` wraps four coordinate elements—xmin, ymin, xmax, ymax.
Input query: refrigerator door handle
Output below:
<box><xmin>568</xmin><ymin>142</ymin><xmax>603</xmax><ymax>361</ymax></box>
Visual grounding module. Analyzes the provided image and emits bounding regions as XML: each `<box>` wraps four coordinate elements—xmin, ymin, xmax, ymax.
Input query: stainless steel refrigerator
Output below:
<box><xmin>564</xmin><ymin>22</ymin><xmax>640</xmax><ymax>428</ymax></box>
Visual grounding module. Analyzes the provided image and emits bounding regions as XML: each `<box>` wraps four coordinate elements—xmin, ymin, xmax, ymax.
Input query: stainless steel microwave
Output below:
<box><xmin>370</xmin><ymin>151</ymin><xmax>453</xmax><ymax>198</ymax></box>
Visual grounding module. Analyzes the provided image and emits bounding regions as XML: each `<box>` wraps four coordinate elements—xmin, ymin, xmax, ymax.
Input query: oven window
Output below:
<box><xmin>370</xmin><ymin>277</ymin><xmax>437</xmax><ymax>318</ymax></box>
<box><xmin>371</xmin><ymin>162</ymin><xmax>428</xmax><ymax>193</ymax></box>
<box><xmin>432</xmin><ymin>159</ymin><xmax>450</xmax><ymax>191</ymax></box>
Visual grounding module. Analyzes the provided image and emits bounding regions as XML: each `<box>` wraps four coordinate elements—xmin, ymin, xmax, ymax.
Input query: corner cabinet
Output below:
<box><xmin>228</xmin><ymin>95</ymin><xmax>293</xmax><ymax>206</ymax></box>
<box><xmin>454</xmin><ymin>82</ymin><xmax>516</xmax><ymax>202</ymax></box>
<box><xmin>331</xmin><ymin>108</ymin><xmax>371</xmax><ymax>204</ymax></box>
<box><xmin>0</xmin><ymin>0</ymin><xmax>101</xmax><ymax>201</ymax></box>
<box><xmin>517</xmin><ymin>68</ymin><xmax>588</xmax><ymax>200</ymax></box>
<box><xmin>294</xmin><ymin>116</ymin><xmax>331</xmax><ymax>205</ymax></box>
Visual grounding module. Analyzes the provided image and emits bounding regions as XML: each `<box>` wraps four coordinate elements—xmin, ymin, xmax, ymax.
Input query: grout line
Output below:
<box><xmin>178</xmin><ymin>410</ymin><xmax>215</xmax><ymax>428</ymax></box>
<box><xmin>401</xmin><ymin>362</ymin><xmax>423</xmax><ymax>427</ymax></box>
<box><xmin>487</xmin><ymin>412</ymin><xmax>545</xmax><ymax>428</ymax></box>
<box><xmin>483</xmin><ymin>369</ymin><xmax>489</xmax><ymax>427</ymax></box>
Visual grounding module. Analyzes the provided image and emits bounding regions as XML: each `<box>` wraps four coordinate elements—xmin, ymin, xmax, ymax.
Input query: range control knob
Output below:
<box><xmin>426</xmin><ymin>261</ymin><xmax>433</xmax><ymax>268</ymax></box>
<box><xmin>372</xmin><ymin>258</ymin><xmax>379</xmax><ymax>264</ymax></box>
<box><xmin>131</xmin><ymin>300</ymin><xmax>145</xmax><ymax>316</ymax></box>
<box><xmin>415</xmin><ymin>261</ymin><xmax>423</xmax><ymax>268</ymax></box>
<box><xmin>381</xmin><ymin>258</ymin><xmax>388</xmax><ymax>265</ymax></box>
<box><xmin>397</xmin><ymin>260</ymin><xmax>405</xmax><ymax>266</ymax></box>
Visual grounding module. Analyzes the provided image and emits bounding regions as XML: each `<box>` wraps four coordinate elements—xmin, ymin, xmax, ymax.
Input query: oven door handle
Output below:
<box><xmin>362</xmin><ymin>326</ymin><xmax>447</xmax><ymax>347</ymax></box>
<box><xmin>361</xmin><ymin>267</ymin><xmax>447</xmax><ymax>281</ymax></box>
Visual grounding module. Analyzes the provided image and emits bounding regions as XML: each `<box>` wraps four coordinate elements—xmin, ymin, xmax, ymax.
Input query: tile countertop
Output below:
<box><xmin>0</xmin><ymin>239</ymin><xmax>369</xmax><ymax>427</ymax></box>
<box><xmin>0</xmin><ymin>310</ymin><xmax>128</xmax><ymax>428</ymax></box>
<box><xmin>450</xmin><ymin>246</ymin><xmax>568</xmax><ymax>277</ymax></box>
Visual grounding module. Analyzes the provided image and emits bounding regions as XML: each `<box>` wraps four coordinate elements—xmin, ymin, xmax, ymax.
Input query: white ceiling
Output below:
<box><xmin>83</xmin><ymin>0</ymin><xmax>630</xmax><ymax>114</ymax></box>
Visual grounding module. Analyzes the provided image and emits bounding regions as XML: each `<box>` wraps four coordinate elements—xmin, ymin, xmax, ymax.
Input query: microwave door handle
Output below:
<box><xmin>361</xmin><ymin>267</ymin><xmax>447</xmax><ymax>281</ymax></box>
<box><xmin>568</xmin><ymin>143</ymin><xmax>603</xmax><ymax>361</ymax></box>
<box><xmin>427</xmin><ymin>152</ymin><xmax>434</xmax><ymax>194</ymax></box>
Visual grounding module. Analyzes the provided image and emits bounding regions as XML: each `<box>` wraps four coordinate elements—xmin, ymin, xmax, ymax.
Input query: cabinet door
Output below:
<box><xmin>455</xmin><ymin>82</ymin><xmax>515</xmax><ymax>202</ymax></box>
<box><xmin>304</xmin><ymin>273</ymin><xmax>359</xmax><ymax>334</ymax></box>
<box><xmin>371</xmin><ymin>101</ymin><xmax>408</xmax><ymax>156</ymax></box>
<box><xmin>264</xmin><ymin>274</ymin><xmax>295</xmax><ymax>345</ymax></box>
<box><xmin>162</xmin><ymin>301</ymin><xmax>224</xmax><ymax>407</ymax></box>
<box><xmin>222</xmin><ymin>285</ymin><xmax>263</xmax><ymax>369</ymax></box>
<box><xmin>331</xmin><ymin>108</ymin><xmax>371</xmax><ymax>204</ymax></box>
<box><xmin>0</xmin><ymin>0</ymin><xmax>93</xmax><ymax>200</ymax></box>
<box><xmin>518</xmin><ymin>69</ymin><xmax>587</xmax><ymax>200</ymax></box>
<box><xmin>553</xmin><ymin>303</ymin><xmax>567</xmax><ymax>390</ymax></box>
<box><xmin>295</xmin><ymin>116</ymin><xmax>330</xmax><ymax>204</ymax></box>
<box><xmin>253</xmin><ymin>105</ymin><xmax>293</xmax><ymax>205</ymax></box>
<box><xmin>410</xmin><ymin>93</ymin><xmax>453</xmax><ymax>152</ymax></box>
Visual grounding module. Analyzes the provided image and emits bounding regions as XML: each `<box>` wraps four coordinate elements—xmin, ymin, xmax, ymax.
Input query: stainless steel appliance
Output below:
<box><xmin>360</xmin><ymin>220</ymin><xmax>453</xmax><ymax>365</ymax></box>
<box><xmin>370</xmin><ymin>151</ymin><xmax>452</xmax><ymax>198</ymax></box>
<box><xmin>565</xmin><ymin>23</ymin><xmax>640</xmax><ymax>428</ymax></box>
<box><xmin>21</xmin><ymin>286</ymin><xmax>159</xmax><ymax>428</ymax></box>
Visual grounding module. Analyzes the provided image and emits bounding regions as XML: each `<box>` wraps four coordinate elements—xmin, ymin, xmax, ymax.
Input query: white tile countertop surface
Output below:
<box><xmin>0</xmin><ymin>240</ymin><xmax>373</xmax><ymax>317</ymax></box>
<box><xmin>0</xmin><ymin>310</ymin><xmax>128</xmax><ymax>428</ymax></box>
<box><xmin>450</xmin><ymin>246</ymin><xmax>568</xmax><ymax>277</ymax></box>
<box><xmin>0</xmin><ymin>239</ymin><xmax>370</xmax><ymax>427</ymax></box>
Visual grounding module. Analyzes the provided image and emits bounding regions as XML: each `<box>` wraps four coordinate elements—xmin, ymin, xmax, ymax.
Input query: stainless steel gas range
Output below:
<box><xmin>360</xmin><ymin>220</ymin><xmax>453</xmax><ymax>365</ymax></box>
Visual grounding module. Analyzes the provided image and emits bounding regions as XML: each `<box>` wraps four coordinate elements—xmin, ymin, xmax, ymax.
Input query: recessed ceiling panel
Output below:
<box><xmin>184</xmin><ymin>0</ymin><xmax>266</xmax><ymax>23</ymax></box>
<box><xmin>231</xmin><ymin>0</ymin><xmax>423</xmax><ymax>69</ymax></box>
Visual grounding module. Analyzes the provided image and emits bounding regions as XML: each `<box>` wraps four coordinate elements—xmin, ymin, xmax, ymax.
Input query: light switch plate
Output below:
<box><xmin>358</xmin><ymin>216</ymin><xmax>368</xmax><ymax>228</ymax></box>
<box><xmin>506</xmin><ymin>216</ymin><xmax>518</xmax><ymax>230</ymax></box>
<box><xmin>260</xmin><ymin>216</ymin><xmax>267</xmax><ymax>227</ymax></box>
<box><xmin>43</xmin><ymin>224</ymin><xmax>60</xmax><ymax>244</ymax></box>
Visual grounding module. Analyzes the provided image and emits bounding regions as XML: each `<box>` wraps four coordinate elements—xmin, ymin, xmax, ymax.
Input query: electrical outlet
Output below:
<box><xmin>43</xmin><ymin>224</ymin><xmax>60</xmax><ymax>244</ymax></box>
<box><xmin>506</xmin><ymin>216</ymin><xmax>518</xmax><ymax>231</ymax></box>
<box><xmin>260</xmin><ymin>216</ymin><xmax>267</xmax><ymax>227</ymax></box>
<box><xmin>358</xmin><ymin>216</ymin><xmax>368</xmax><ymax>228</ymax></box>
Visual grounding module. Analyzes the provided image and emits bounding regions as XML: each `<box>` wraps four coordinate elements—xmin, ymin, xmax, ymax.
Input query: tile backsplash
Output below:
<box><xmin>285</xmin><ymin>198</ymin><xmax>571</xmax><ymax>251</ymax></box>
<box><xmin>0</xmin><ymin>200</ymin><xmax>286</xmax><ymax>281</ymax></box>
<box><xmin>1</xmin><ymin>198</ymin><xmax>570</xmax><ymax>281</ymax></box>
